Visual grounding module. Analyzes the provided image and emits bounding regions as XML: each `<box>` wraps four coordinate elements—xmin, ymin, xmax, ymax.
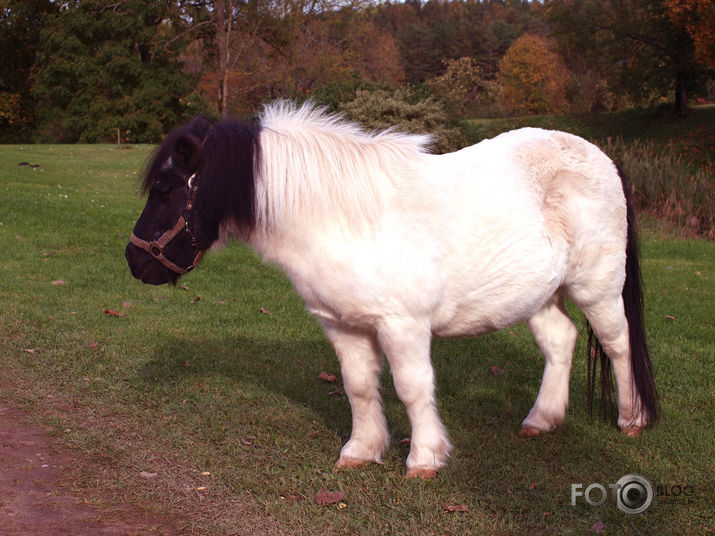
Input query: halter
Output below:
<box><xmin>130</xmin><ymin>173</ymin><xmax>205</xmax><ymax>275</ymax></box>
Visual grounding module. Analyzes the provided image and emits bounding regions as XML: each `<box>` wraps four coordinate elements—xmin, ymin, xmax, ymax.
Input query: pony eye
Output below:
<box><xmin>150</xmin><ymin>186</ymin><xmax>172</xmax><ymax>201</ymax></box>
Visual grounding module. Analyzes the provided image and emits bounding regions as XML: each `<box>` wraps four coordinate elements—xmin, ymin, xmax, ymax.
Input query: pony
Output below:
<box><xmin>125</xmin><ymin>102</ymin><xmax>658</xmax><ymax>478</ymax></box>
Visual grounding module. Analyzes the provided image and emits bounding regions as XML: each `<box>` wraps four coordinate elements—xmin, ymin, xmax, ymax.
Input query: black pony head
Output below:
<box><xmin>125</xmin><ymin>115</ymin><xmax>261</xmax><ymax>285</ymax></box>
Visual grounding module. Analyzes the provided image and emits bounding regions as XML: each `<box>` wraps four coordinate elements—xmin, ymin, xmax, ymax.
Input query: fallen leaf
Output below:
<box><xmin>181</xmin><ymin>285</ymin><xmax>189</xmax><ymax>291</ymax></box>
<box><xmin>22</xmin><ymin>348</ymin><xmax>37</xmax><ymax>354</ymax></box>
<box><xmin>196</xmin><ymin>486</ymin><xmax>208</xmax><ymax>491</ymax></box>
<box><xmin>591</xmin><ymin>520</ymin><xmax>605</xmax><ymax>534</ymax></box>
<box><xmin>528</xmin><ymin>482</ymin><xmax>538</xmax><ymax>489</ymax></box>
<box><xmin>103</xmin><ymin>309</ymin><xmax>125</xmax><ymax>317</ymax></box>
<box><xmin>318</xmin><ymin>371</ymin><xmax>338</xmax><ymax>382</ymax></box>
<box><xmin>122</xmin><ymin>301</ymin><xmax>132</xmax><ymax>308</ymax></box>
<box><xmin>491</xmin><ymin>365</ymin><xmax>505</xmax><ymax>376</ymax></box>
<box><xmin>88</xmin><ymin>342</ymin><xmax>100</xmax><ymax>349</ymax></box>
<box><xmin>190</xmin><ymin>296</ymin><xmax>201</xmax><ymax>304</ymax></box>
<box><xmin>139</xmin><ymin>471</ymin><xmax>157</xmax><ymax>479</ymax></box>
<box><xmin>52</xmin><ymin>280</ymin><xmax>65</xmax><ymax>285</ymax></box>
<box><xmin>260</xmin><ymin>307</ymin><xmax>270</xmax><ymax>314</ymax></box>
<box><xmin>315</xmin><ymin>488</ymin><xmax>344</xmax><ymax>505</ymax></box>
<box><xmin>664</xmin><ymin>315</ymin><xmax>676</xmax><ymax>320</ymax></box>
<box><xmin>398</xmin><ymin>438</ymin><xmax>411</xmax><ymax>445</ymax></box>
<box><xmin>328</xmin><ymin>388</ymin><xmax>343</xmax><ymax>397</ymax></box>
<box><xmin>241</xmin><ymin>436</ymin><xmax>256</xmax><ymax>446</ymax></box>
<box><xmin>200</xmin><ymin>471</ymin><xmax>211</xmax><ymax>476</ymax></box>
<box><xmin>443</xmin><ymin>504</ymin><xmax>469</xmax><ymax>513</ymax></box>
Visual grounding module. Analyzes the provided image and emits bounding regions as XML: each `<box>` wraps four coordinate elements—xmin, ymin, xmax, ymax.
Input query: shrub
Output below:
<box><xmin>339</xmin><ymin>88</ymin><xmax>462</xmax><ymax>153</ymax></box>
<box><xmin>427</xmin><ymin>57</ymin><xmax>501</xmax><ymax>117</ymax></box>
<box><xmin>602</xmin><ymin>137</ymin><xmax>713</xmax><ymax>238</ymax></box>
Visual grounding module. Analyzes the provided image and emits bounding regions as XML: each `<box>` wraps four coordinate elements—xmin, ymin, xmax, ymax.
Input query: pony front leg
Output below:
<box><xmin>377</xmin><ymin>317</ymin><xmax>451</xmax><ymax>478</ymax></box>
<box><xmin>321</xmin><ymin>321</ymin><xmax>389</xmax><ymax>468</ymax></box>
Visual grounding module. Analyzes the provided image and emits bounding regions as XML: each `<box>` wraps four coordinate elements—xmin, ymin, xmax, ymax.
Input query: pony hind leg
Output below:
<box><xmin>579</xmin><ymin>297</ymin><xmax>649</xmax><ymax>433</ymax></box>
<box><xmin>321</xmin><ymin>321</ymin><xmax>390</xmax><ymax>468</ymax></box>
<box><xmin>521</xmin><ymin>292</ymin><xmax>579</xmax><ymax>437</ymax></box>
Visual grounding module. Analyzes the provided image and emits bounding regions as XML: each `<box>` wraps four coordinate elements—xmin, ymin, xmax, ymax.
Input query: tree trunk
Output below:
<box><xmin>674</xmin><ymin>70</ymin><xmax>688</xmax><ymax>117</ymax></box>
<box><xmin>214</xmin><ymin>0</ymin><xmax>231</xmax><ymax>117</ymax></box>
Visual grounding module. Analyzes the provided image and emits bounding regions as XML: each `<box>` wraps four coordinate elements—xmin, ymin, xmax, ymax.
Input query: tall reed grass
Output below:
<box><xmin>601</xmin><ymin>137</ymin><xmax>713</xmax><ymax>239</ymax></box>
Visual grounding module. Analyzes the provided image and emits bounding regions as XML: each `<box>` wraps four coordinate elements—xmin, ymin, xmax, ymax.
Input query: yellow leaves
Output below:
<box><xmin>0</xmin><ymin>92</ymin><xmax>22</xmax><ymax>125</ymax></box>
<box><xmin>498</xmin><ymin>34</ymin><xmax>570</xmax><ymax>115</ymax></box>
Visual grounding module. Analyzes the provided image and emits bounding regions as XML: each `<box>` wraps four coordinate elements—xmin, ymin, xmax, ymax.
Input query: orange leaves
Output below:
<box><xmin>318</xmin><ymin>372</ymin><xmax>338</xmax><ymax>383</ymax></box>
<box><xmin>491</xmin><ymin>365</ymin><xmax>505</xmax><ymax>376</ymax></box>
<box><xmin>315</xmin><ymin>488</ymin><xmax>345</xmax><ymax>506</ymax></box>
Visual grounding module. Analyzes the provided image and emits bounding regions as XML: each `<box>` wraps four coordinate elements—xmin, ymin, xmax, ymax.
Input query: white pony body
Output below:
<box><xmin>224</xmin><ymin>103</ymin><xmax>643</xmax><ymax>476</ymax></box>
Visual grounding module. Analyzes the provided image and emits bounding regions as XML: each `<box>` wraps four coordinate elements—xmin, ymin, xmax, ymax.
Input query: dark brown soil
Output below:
<box><xmin>0</xmin><ymin>404</ymin><xmax>177</xmax><ymax>536</ymax></box>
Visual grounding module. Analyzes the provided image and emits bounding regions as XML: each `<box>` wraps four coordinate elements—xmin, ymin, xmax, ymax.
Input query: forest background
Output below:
<box><xmin>1</xmin><ymin>0</ymin><xmax>713</xmax><ymax>145</ymax></box>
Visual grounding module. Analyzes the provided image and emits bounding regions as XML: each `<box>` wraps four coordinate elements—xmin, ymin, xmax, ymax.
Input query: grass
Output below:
<box><xmin>1</xmin><ymin>143</ymin><xmax>713</xmax><ymax>535</ymax></box>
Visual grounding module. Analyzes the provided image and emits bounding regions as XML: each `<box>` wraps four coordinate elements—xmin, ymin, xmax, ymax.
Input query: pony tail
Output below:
<box><xmin>620</xmin><ymin>167</ymin><xmax>659</xmax><ymax>425</ymax></box>
<box><xmin>586</xmin><ymin>323</ymin><xmax>614</xmax><ymax>419</ymax></box>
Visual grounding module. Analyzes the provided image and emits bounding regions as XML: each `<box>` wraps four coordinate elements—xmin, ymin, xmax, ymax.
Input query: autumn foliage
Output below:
<box><xmin>498</xmin><ymin>34</ymin><xmax>569</xmax><ymax>116</ymax></box>
<box><xmin>665</xmin><ymin>0</ymin><xmax>715</xmax><ymax>67</ymax></box>
<box><xmin>1</xmin><ymin>0</ymin><xmax>713</xmax><ymax>142</ymax></box>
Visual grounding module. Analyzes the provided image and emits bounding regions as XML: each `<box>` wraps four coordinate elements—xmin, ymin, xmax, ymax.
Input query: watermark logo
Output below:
<box><xmin>571</xmin><ymin>474</ymin><xmax>654</xmax><ymax>514</ymax></box>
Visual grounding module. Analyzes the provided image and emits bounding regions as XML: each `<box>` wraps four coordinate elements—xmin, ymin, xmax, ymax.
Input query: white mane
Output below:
<box><xmin>254</xmin><ymin>101</ymin><xmax>432</xmax><ymax>232</ymax></box>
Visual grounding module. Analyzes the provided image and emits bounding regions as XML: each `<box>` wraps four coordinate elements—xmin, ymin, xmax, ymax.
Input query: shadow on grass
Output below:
<box><xmin>136</xmin><ymin>328</ymin><xmax>694</xmax><ymax>534</ymax></box>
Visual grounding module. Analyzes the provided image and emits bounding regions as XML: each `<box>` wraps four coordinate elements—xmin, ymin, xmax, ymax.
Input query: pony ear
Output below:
<box><xmin>172</xmin><ymin>135</ymin><xmax>202</xmax><ymax>172</ymax></box>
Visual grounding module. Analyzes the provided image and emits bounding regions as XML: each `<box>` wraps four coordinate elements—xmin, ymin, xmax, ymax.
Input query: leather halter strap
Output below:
<box><xmin>129</xmin><ymin>173</ymin><xmax>205</xmax><ymax>275</ymax></box>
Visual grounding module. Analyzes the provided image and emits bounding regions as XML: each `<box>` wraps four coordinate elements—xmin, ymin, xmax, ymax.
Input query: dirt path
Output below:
<box><xmin>0</xmin><ymin>404</ymin><xmax>177</xmax><ymax>536</ymax></box>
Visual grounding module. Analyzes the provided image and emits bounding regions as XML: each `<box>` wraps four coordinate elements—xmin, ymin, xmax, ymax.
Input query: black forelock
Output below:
<box><xmin>141</xmin><ymin>115</ymin><xmax>214</xmax><ymax>194</ymax></box>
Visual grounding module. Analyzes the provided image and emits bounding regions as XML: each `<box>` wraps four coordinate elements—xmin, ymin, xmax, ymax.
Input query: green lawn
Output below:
<box><xmin>1</xmin><ymin>143</ymin><xmax>713</xmax><ymax>535</ymax></box>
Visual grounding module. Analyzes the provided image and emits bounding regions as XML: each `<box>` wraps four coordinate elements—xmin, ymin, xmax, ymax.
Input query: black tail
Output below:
<box><xmin>587</xmin><ymin>166</ymin><xmax>659</xmax><ymax>426</ymax></box>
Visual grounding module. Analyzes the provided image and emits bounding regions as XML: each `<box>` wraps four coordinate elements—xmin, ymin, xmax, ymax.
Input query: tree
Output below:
<box><xmin>32</xmin><ymin>0</ymin><xmax>204</xmax><ymax>142</ymax></box>
<box><xmin>0</xmin><ymin>0</ymin><xmax>54</xmax><ymax>141</ymax></box>
<box><xmin>665</xmin><ymin>0</ymin><xmax>715</xmax><ymax>68</ymax></box>
<box><xmin>377</xmin><ymin>0</ymin><xmax>546</xmax><ymax>84</ymax></box>
<box><xmin>498</xmin><ymin>34</ymin><xmax>569</xmax><ymax>115</ymax></box>
<box><xmin>546</xmin><ymin>0</ymin><xmax>709</xmax><ymax>115</ymax></box>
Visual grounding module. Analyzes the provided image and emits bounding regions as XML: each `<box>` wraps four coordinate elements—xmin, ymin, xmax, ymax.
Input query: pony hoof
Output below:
<box><xmin>334</xmin><ymin>458</ymin><xmax>366</xmax><ymax>470</ymax></box>
<box><xmin>621</xmin><ymin>426</ymin><xmax>643</xmax><ymax>437</ymax></box>
<box><xmin>518</xmin><ymin>425</ymin><xmax>542</xmax><ymax>438</ymax></box>
<box><xmin>405</xmin><ymin>468</ymin><xmax>437</xmax><ymax>480</ymax></box>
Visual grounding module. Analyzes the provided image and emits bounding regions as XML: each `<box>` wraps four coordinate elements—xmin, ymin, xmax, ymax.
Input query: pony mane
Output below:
<box><xmin>254</xmin><ymin>101</ymin><xmax>433</xmax><ymax>232</ymax></box>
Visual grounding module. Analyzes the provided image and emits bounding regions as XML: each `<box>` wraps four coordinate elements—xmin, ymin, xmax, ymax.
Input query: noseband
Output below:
<box><xmin>130</xmin><ymin>173</ymin><xmax>205</xmax><ymax>275</ymax></box>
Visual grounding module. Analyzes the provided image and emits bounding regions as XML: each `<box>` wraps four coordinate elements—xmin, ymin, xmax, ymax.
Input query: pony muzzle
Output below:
<box><xmin>129</xmin><ymin>216</ymin><xmax>204</xmax><ymax>276</ymax></box>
